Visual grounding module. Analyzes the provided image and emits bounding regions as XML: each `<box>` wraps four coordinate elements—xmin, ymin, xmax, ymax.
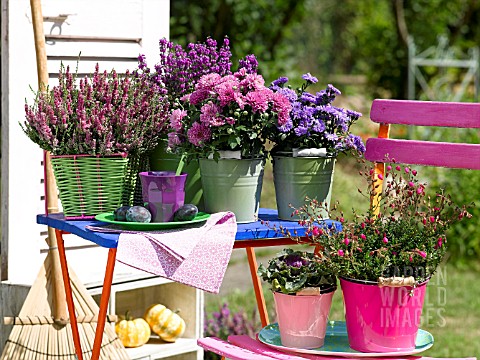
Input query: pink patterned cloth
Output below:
<box><xmin>116</xmin><ymin>212</ymin><xmax>237</xmax><ymax>293</ymax></box>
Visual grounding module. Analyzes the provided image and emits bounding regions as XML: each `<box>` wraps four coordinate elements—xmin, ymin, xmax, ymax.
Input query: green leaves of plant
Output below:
<box><xmin>257</xmin><ymin>248</ymin><xmax>336</xmax><ymax>295</ymax></box>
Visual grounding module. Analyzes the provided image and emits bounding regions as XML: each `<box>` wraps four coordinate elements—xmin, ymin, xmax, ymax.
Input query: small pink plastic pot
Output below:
<box><xmin>340</xmin><ymin>277</ymin><xmax>428</xmax><ymax>353</ymax></box>
<box><xmin>273</xmin><ymin>286</ymin><xmax>336</xmax><ymax>349</ymax></box>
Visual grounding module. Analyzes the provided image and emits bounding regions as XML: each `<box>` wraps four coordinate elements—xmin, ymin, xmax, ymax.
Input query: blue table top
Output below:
<box><xmin>37</xmin><ymin>208</ymin><xmax>340</xmax><ymax>249</ymax></box>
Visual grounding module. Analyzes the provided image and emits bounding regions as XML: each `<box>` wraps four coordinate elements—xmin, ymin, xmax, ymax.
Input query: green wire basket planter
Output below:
<box><xmin>50</xmin><ymin>153</ymin><xmax>129</xmax><ymax>219</ymax></box>
<box><xmin>122</xmin><ymin>153</ymin><xmax>151</xmax><ymax>207</ymax></box>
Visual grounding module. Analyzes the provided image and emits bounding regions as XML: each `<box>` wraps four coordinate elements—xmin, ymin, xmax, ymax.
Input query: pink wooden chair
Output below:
<box><xmin>197</xmin><ymin>99</ymin><xmax>479</xmax><ymax>360</ymax></box>
<box><xmin>365</xmin><ymin>99</ymin><xmax>480</xmax><ymax>210</ymax></box>
<box><xmin>197</xmin><ymin>335</ymin><xmax>477</xmax><ymax>359</ymax></box>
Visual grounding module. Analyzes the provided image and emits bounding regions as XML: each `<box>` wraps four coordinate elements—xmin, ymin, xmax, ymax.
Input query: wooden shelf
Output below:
<box><xmin>125</xmin><ymin>337</ymin><xmax>200</xmax><ymax>360</ymax></box>
<box><xmin>88</xmin><ymin>278</ymin><xmax>203</xmax><ymax>360</ymax></box>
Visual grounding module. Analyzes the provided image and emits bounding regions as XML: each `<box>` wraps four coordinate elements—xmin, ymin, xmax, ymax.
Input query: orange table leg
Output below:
<box><xmin>55</xmin><ymin>229</ymin><xmax>84</xmax><ymax>360</ymax></box>
<box><xmin>91</xmin><ymin>247</ymin><xmax>117</xmax><ymax>360</ymax></box>
<box><xmin>245</xmin><ymin>247</ymin><xmax>269</xmax><ymax>327</ymax></box>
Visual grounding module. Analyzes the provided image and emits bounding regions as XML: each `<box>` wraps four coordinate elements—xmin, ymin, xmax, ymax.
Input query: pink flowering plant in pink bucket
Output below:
<box><xmin>21</xmin><ymin>63</ymin><xmax>169</xmax><ymax>156</ymax></box>
<box><xmin>289</xmin><ymin>160</ymin><xmax>473</xmax><ymax>283</ymax></box>
<box><xmin>167</xmin><ymin>69</ymin><xmax>292</xmax><ymax>161</ymax></box>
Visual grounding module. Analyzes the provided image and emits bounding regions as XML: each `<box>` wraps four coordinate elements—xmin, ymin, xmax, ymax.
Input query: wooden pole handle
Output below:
<box><xmin>30</xmin><ymin>0</ymin><xmax>67</xmax><ymax>326</ymax></box>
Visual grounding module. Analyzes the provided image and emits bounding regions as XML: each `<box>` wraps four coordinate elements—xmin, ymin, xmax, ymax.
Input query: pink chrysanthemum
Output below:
<box><xmin>196</xmin><ymin>73</ymin><xmax>222</xmax><ymax>91</ymax></box>
<box><xmin>170</xmin><ymin>109</ymin><xmax>187</xmax><ymax>131</ymax></box>
<box><xmin>245</xmin><ymin>88</ymin><xmax>273</xmax><ymax>112</ymax></box>
<box><xmin>271</xmin><ymin>92</ymin><xmax>292</xmax><ymax>126</ymax></box>
<box><xmin>234</xmin><ymin>68</ymin><xmax>247</xmax><ymax>78</ymax></box>
<box><xmin>240</xmin><ymin>73</ymin><xmax>265</xmax><ymax>91</ymax></box>
<box><xmin>216</xmin><ymin>79</ymin><xmax>241</xmax><ymax>107</ymax></box>
<box><xmin>200</xmin><ymin>102</ymin><xmax>225</xmax><ymax>126</ymax></box>
<box><xmin>225</xmin><ymin>117</ymin><xmax>236</xmax><ymax>125</ymax></box>
<box><xmin>187</xmin><ymin>122</ymin><xmax>211</xmax><ymax>147</ymax></box>
<box><xmin>167</xmin><ymin>132</ymin><xmax>182</xmax><ymax>148</ymax></box>
<box><xmin>189</xmin><ymin>89</ymin><xmax>211</xmax><ymax>105</ymax></box>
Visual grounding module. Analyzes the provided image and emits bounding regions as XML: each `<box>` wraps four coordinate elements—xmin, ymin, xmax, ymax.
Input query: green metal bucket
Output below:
<box><xmin>149</xmin><ymin>144</ymin><xmax>204</xmax><ymax>211</ymax></box>
<box><xmin>273</xmin><ymin>156</ymin><xmax>336</xmax><ymax>220</ymax></box>
<box><xmin>199</xmin><ymin>158</ymin><xmax>265</xmax><ymax>223</ymax></box>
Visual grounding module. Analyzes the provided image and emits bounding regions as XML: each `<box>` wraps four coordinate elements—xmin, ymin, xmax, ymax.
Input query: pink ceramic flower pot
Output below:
<box><xmin>273</xmin><ymin>287</ymin><xmax>335</xmax><ymax>349</ymax></box>
<box><xmin>340</xmin><ymin>277</ymin><xmax>428</xmax><ymax>353</ymax></box>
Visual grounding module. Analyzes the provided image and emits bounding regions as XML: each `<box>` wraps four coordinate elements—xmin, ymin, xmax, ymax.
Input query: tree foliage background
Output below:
<box><xmin>170</xmin><ymin>0</ymin><xmax>480</xmax><ymax>98</ymax></box>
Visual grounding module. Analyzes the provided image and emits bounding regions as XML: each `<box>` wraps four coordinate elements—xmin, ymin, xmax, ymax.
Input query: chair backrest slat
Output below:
<box><xmin>366</xmin><ymin>99</ymin><xmax>480</xmax><ymax>215</ymax></box>
<box><xmin>366</xmin><ymin>138</ymin><xmax>480</xmax><ymax>170</ymax></box>
<box><xmin>370</xmin><ymin>99</ymin><xmax>480</xmax><ymax>128</ymax></box>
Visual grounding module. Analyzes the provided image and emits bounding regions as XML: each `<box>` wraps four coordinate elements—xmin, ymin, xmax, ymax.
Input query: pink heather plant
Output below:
<box><xmin>167</xmin><ymin>68</ymin><xmax>292</xmax><ymax>161</ymax></box>
<box><xmin>22</xmin><ymin>63</ymin><xmax>169</xmax><ymax>156</ymax></box>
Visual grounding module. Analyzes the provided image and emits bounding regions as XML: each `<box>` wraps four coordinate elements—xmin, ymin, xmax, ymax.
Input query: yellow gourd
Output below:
<box><xmin>144</xmin><ymin>304</ymin><xmax>186</xmax><ymax>342</ymax></box>
<box><xmin>115</xmin><ymin>311</ymin><xmax>151</xmax><ymax>348</ymax></box>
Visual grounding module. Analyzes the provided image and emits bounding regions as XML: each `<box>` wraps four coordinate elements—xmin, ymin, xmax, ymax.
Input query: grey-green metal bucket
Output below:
<box><xmin>273</xmin><ymin>156</ymin><xmax>336</xmax><ymax>220</ymax></box>
<box><xmin>199</xmin><ymin>158</ymin><xmax>265</xmax><ymax>223</ymax></box>
<box><xmin>150</xmin><ymin>144</ymin><xmax>204</xmax><ymax>211</ymax></box>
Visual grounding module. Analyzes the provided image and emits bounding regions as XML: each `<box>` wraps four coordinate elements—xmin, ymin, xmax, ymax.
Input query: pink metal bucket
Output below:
<box><xmin>340</xmin><ymin>277</ymin><xmax>428</xmax><ymax>353</ymax></box>
<box><xmin>273</xmin><ymin>287</ymin><xmax>335</xmax><ymax>349</ymax></box>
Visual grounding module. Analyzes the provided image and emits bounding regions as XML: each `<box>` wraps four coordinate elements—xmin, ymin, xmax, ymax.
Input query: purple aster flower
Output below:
<box><xmin>291</xmin><ymin>101</ymin><xmax>304</xmax><ymax>119</ymax></box>
<box><xmin>347</xmin><ymin>109</ymin><xmax>362</xmax><ymax>119</ymax></box>
<box><xmin>302</xmin><ymin>73</ymin><xmax>318</xmax><ymax>84</ymax></box>
<box><xmin>277</xmin><ymin>88</ymin><xmax>298</xmax><ymax>102</ymax></box>
<box><xmin>325</xmin><ymin>133</ymin><xmax>338</xmax><ymax>141</ymax></box>
<box><xmin>351</xmin><ymin>134</ymin><xmax>366</xmax><ymax>152</ymax></box>
<box><xmin>278</xmin><ymin>118</ymin><xmax>293</xmax><ymax>133</ymax></box>
<box><xmin>312</xmin><ymin>119</ymin><xmax>326</xmax><ymax>133</ymax></box>
<box><xmin>272</xmin><ymin>77</ymin><xmax>289</xmax><ymax>87</ymax></box>
<box><xmin>326</xmin><ymin>83</ymin><xmax>341</xmax><ymax>96</ymax></box>
<box><xmin>300</xmin><ymin>92</ymin><xmax>316</xmax><ymax>104</ymax></box>
<box><xmin>335</xmin><ymin>108</ymin><xmax>350</xmax><ymax>132</ymax></box>
<box><xmin>294</xmin><ymin>125</ymin><xmax>309</xmax><ymax>137</ymax></box>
